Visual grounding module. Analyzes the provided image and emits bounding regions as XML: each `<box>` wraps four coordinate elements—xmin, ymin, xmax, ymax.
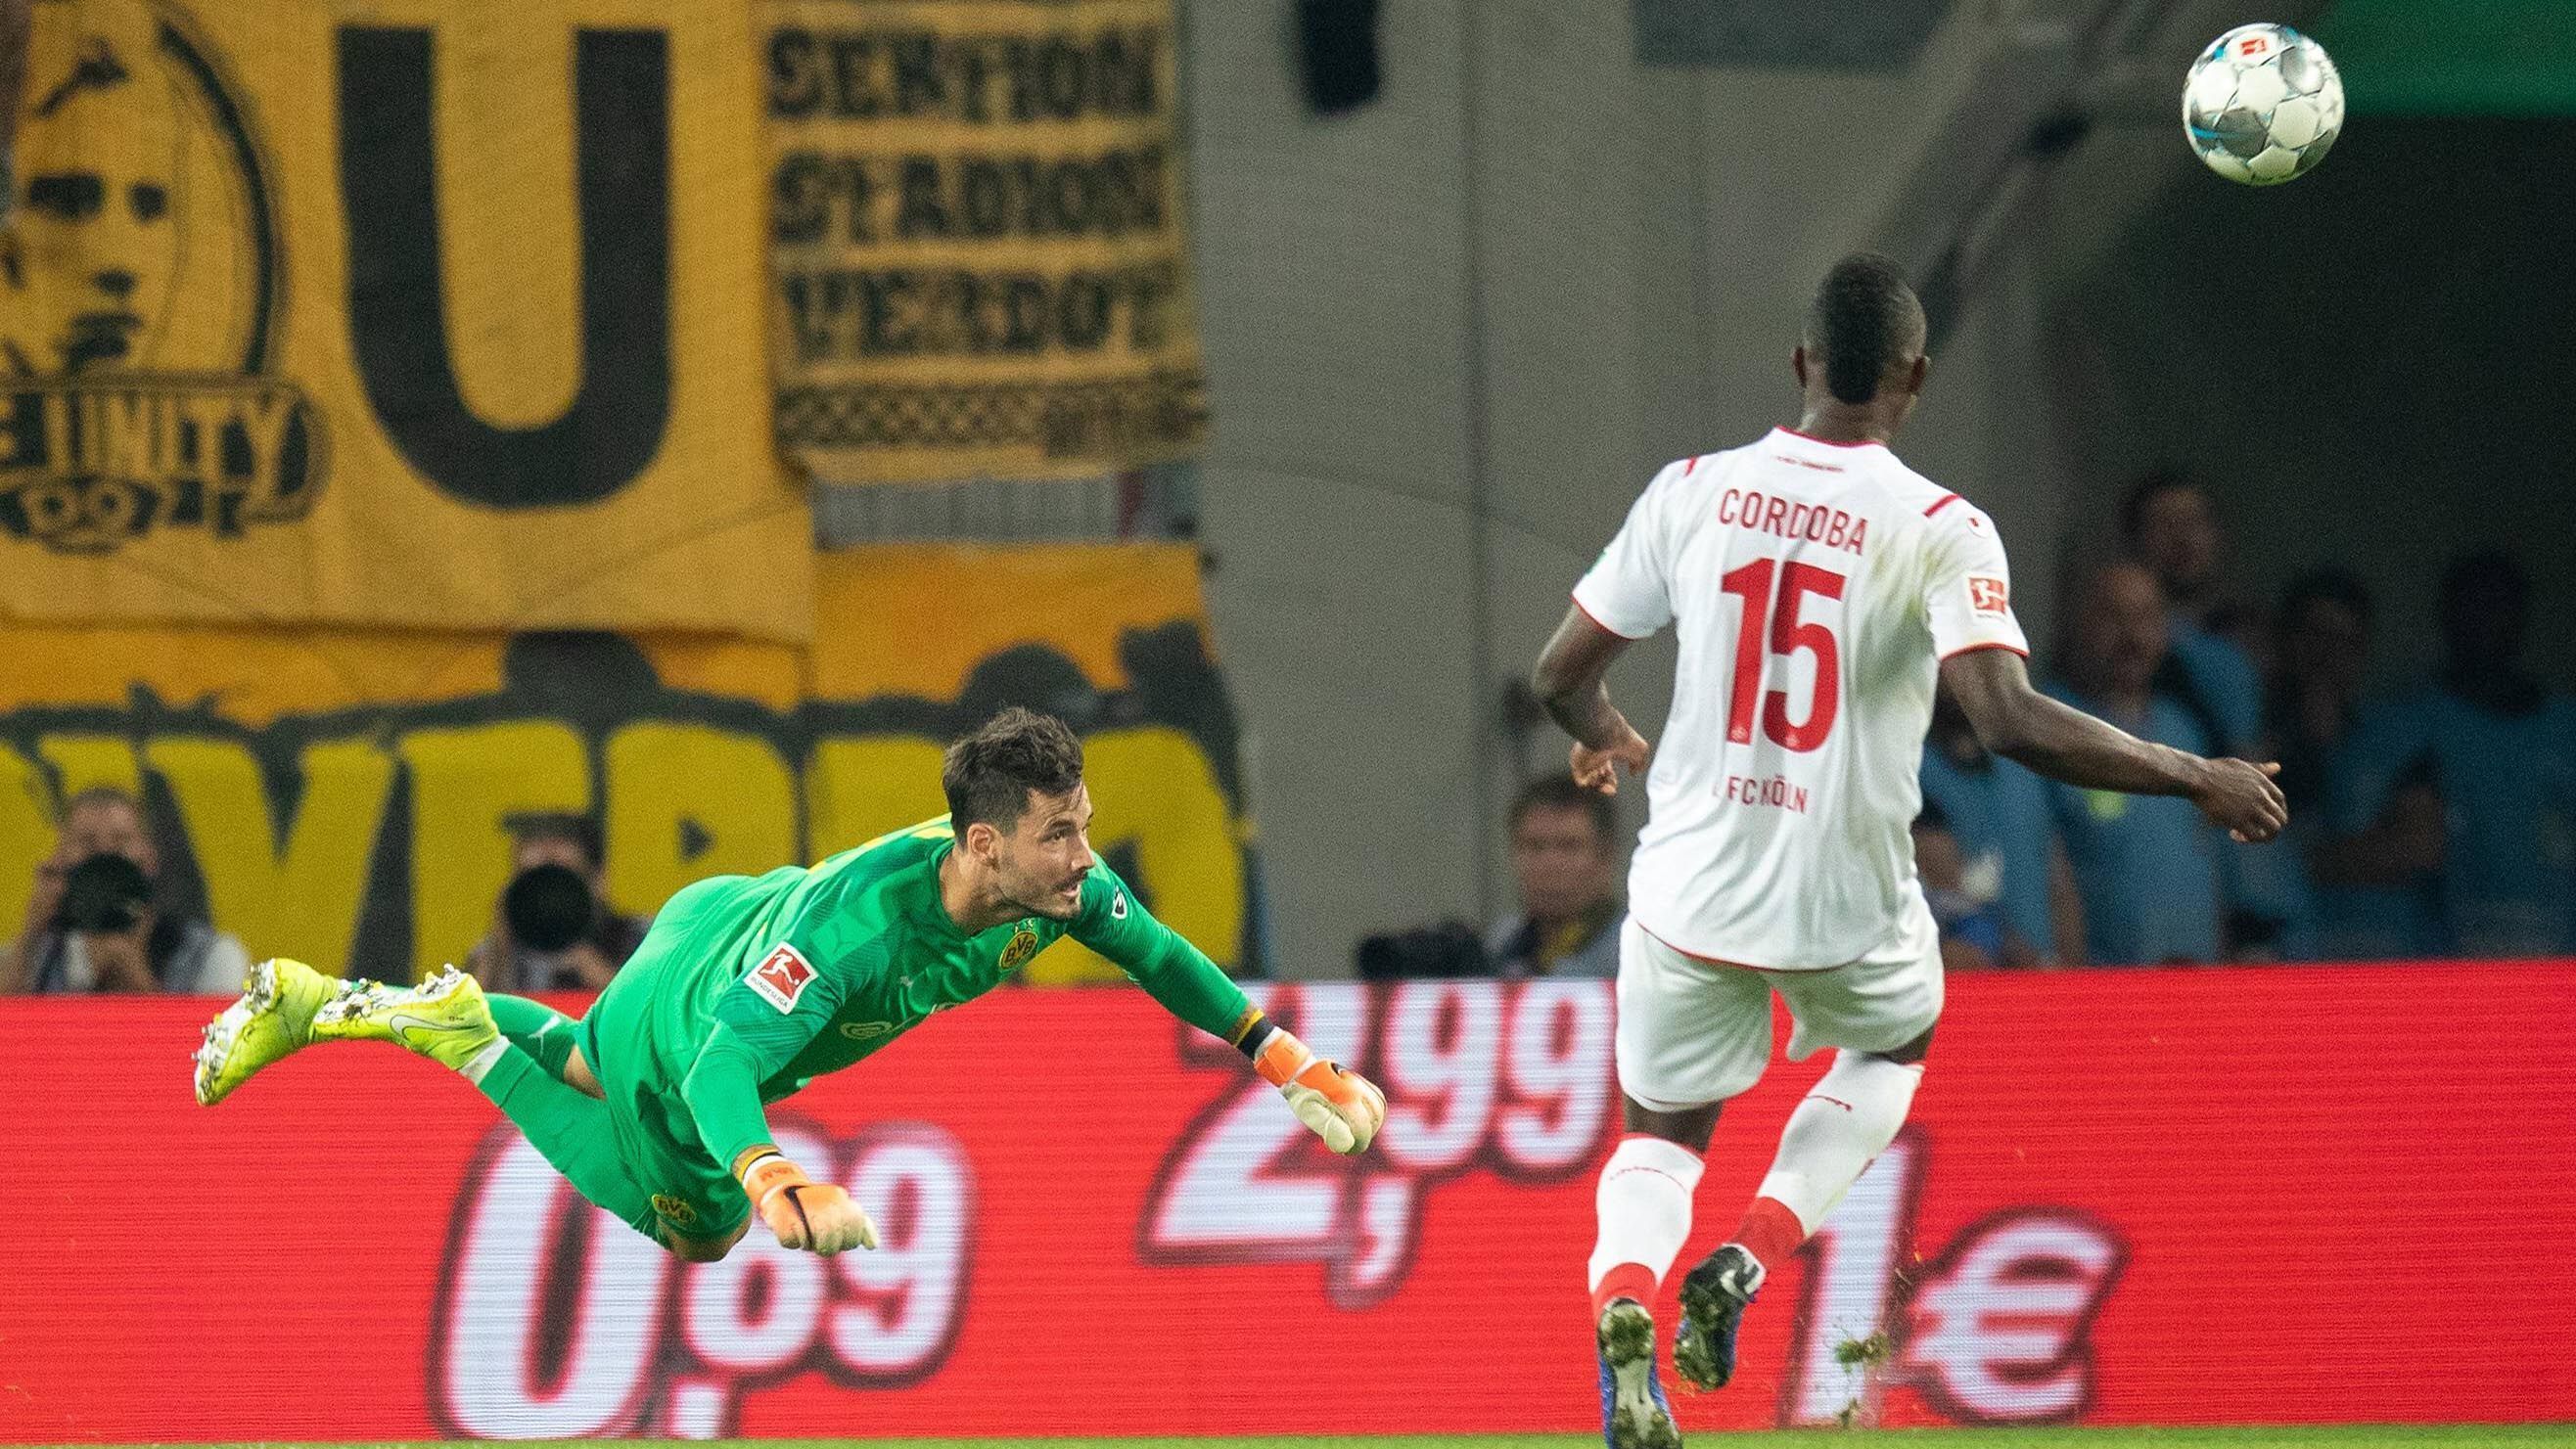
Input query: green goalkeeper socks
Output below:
<box><xmin>487</xmin><ymin>993</ymin><xmax>579</xmax><ymax>1083</ymax></box>
<box><xmin>473</xmin><ymin>1046</ymin><xmax>657</xmax><ymax>1236</ymax></box>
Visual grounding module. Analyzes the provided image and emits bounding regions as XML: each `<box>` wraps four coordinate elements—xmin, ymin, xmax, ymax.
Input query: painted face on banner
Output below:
<box><xmin>0</xmin><ymin>0</ymin><xmax>324</xmax><ymax>556</ymax></box>
<box><xmin>3</xmin><ymin>6</ymin><xmax>184</xmax><ymax>377</ymax></box>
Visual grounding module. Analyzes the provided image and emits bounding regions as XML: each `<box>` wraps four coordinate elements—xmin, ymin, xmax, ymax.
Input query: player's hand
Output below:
<box><xmin>741</xmin><ymin>1151</ymin><xmax>878</xmax><ymax>1254</ymax></box>
<box><xmin>1571</xmin><ymin>719</ymin><xmax>1651</xmax><ymax>795</ymax></box>
<box><xmin>2189</xmin><ymin>757</ymin><xmax>2287</xmax><ymax>843</ymax></box>
<box><xmin>1254</xmin><ymin>1030</ymin><xmax>1385</xmax><ymax>1155</ymax></box>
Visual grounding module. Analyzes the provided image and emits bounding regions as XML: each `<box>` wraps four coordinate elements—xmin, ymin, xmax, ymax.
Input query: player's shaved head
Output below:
<box><xmin>1804</xmin><ymin>253</ymin><xmax>1925</xmax><ymax>405</ymax></box>
<box><xmin>943</xmin><ymin>706</ymin><xmax>1085</xmax><ymax>834</ymax></box>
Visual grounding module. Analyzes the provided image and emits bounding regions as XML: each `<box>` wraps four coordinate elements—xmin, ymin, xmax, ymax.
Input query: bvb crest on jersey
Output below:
<box><xmin>1000</xmin><ymin>925</ymin><xmax>1041</xmax><ymax>973</ymax></box>
<box><xmin>0</xmin><ymin>0</ymin><xmax>323</xmax><ymax>554</ymax></box>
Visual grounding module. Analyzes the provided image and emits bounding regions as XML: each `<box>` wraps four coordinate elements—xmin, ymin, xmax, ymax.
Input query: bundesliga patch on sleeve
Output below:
<box><xmin>1111</xmin><ymin>890</ymin><xmax>1128</xmax><ymax>921</ymax></box>
<box><xmin>1969</xmin><ymin>576</ymin><xmax>2010</xmax><ymax>615</ymax></box>
<box><xmin>746</xmin><ymin>944</ymin><xmax>816</xmax><ymax>1013</ymax></box>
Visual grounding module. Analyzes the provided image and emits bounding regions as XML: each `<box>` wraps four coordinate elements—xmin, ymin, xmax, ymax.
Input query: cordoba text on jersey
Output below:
<box><xmin>1716</xmin><ymin>488</ymin><xmax>1868</xmax><ymax>556</ymax></box>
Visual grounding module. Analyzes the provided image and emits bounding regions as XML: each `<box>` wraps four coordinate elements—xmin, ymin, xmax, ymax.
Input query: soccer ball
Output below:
<box><xmin>2183</xmin><ymin>23</ymin><xmax>2344</xmax><ymax>185</ymax></box>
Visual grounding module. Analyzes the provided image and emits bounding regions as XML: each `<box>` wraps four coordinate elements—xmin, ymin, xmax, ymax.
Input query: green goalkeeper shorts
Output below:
<box><xmin>576</xmin><ymin>881</ymin><xmax>754</xmax><ymax>1241</ymax></box>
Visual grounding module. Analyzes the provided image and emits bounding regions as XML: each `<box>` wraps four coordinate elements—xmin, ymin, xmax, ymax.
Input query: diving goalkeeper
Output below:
<box><xmin>193</xmin><ymin>707</ymin><xmax>1384</xmax><ymax>1261</ymax></box>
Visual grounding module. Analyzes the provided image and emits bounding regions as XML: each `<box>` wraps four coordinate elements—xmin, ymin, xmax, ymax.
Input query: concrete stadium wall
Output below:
<box><xmin>1180</xmin><ymin>2</ymin><xmax>2076</xmax><ymax>976</ymax></box>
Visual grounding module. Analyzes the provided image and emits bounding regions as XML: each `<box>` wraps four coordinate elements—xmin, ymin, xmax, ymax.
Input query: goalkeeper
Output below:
<box><xmin>193</xmin><ymin>707</ymin><xmax>1384</xmax><ymax>1260</ymax></box>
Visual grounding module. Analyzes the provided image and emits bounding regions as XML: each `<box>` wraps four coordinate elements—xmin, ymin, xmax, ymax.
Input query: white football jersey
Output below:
<box><xmin>1572</xmin><ymin>428</ymin><xmax>2028</xmax><ymax>969</ymax></box>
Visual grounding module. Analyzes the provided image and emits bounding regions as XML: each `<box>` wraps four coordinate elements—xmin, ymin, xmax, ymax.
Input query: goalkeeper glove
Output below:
<box><xmin>738</xmin><ymin>1149</ymin><xmax>878</xmax><ymax>1254</ymax></box>
<box><xmin>1253</xmin><ymin>1029</ymin><xmax>1386</xmax><ymax>1155</ymax></box>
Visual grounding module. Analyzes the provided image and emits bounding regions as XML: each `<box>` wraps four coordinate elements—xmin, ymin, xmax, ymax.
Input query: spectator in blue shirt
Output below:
<box><xmin>2045</xmin><ymin>560</ymin><xmax>2227</xmax><ymax>964</ymax></box>
<box><xmin>2328</xmin><ymin>553</ymin><xmax>2576</xmax><ymax>957</ymax></box>
<box><xmin>1919</xmin><ymin>689</ymin><xmax>2067</xmax><ymax>964</ymax></box>
<box><xmin>2266</xmin><ymin>570</ymin><xmax>2372</xmax><ymax>821</ymax></box>
<box><xmin>2267</xmin><ymin>570</ymin><xmax>2440</xmax><ymax>958</ymax></box>
<box><xmin>2316</xmin><ymin>707</ymin><xmax>2448</xmax><ymax>958</ymax></box>
<box><xmin>1913</xmin><ymin>801</ymin><xmax>2007</xmax><ymax>971</ymax></box>
<box><xmin>2123</xmin><ymin>473</ymin><xmax>2265</xmax><ymax>755</ymax></box>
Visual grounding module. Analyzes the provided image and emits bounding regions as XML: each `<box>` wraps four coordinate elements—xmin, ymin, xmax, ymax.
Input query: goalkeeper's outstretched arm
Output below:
<box><xmin>685</xmin><ymin>964</ymin><xmax>879</xmax><ymax>1254</ymax></box>
<box><xmin>1068</xmin><ymin>864</ymin><xmax>1385</xmax><ymax>1155</ymax></box>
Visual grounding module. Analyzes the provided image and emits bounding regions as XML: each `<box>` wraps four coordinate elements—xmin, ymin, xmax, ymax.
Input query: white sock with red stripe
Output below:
<box><xmin>1739</xmin><ymin>1052</ymin><xmax>1921</xmax><ymax>1265</ymax></box>
<box><xmin>1587</xmin><ymin>1134</ymin><xmax>1705</xmax><ymax>1320</ymax></box>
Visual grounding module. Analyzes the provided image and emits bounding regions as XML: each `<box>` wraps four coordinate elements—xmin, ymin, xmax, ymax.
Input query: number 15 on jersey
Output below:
<box><xmin>1720</xmin><ymin>557</ymin><xmax>1846</xmax><ymax>751</ymax></box>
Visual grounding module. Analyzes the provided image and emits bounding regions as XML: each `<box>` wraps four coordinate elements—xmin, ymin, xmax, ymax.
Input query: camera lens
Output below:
<box><xmin>55</xmin><ymin>853</ymin><xmax>151</xmax><ymax>933</ymax></box>
<box><xmin>503</xmin><ymin>864</ymin><xmax>596</xmax><ymax>952</ymax></box>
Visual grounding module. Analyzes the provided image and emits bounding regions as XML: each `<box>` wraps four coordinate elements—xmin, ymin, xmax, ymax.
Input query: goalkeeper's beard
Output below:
<box><xmin>994</xmin><ymin>863</ymin><xmax>1086</xmax><ymax>922</ymax></box>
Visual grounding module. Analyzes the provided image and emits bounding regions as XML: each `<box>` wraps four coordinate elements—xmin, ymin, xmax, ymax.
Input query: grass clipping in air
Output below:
<box><xmin>1832</xmin><ymin>1329</ymin><xmax>1898</xmax><ymax>1428</ymax></box>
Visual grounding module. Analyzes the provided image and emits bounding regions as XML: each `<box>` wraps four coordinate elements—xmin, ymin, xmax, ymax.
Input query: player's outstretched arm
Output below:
<box><xmin>680</xmin><ymin>1030</ymin><xmax>879</xmax><ymax>1254</ymax></box>
<box><xmin>1941</xmin><ymin>647</ymin><xmax>2286</xmax><ymax>842</ymax></box>
<box><xmin>1071</xmin><ymin>867</ymin><xmax>1384</xmax><ymax>1155</ymax></box>
<box><xmin>1247</xmin><ymin>1013</ymin><xmax>1386</xmax><ymax>1155</ymax></box>
<box><xmin>685</xmin><ymin>951</ymin><xmax>880</xmax><ymax>1253</ymax></box>
<box><xmin>738</xmin><ymin>1146</ymin><xmax>878</xmax><ymax>1255</ymax></box>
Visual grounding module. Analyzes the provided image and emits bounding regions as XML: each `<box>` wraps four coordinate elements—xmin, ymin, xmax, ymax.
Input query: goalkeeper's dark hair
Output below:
<box><xmin>943</xmin><ymin>706</ymin><xmax>1086</xmax><ymax>833</ymax></box>
<box><xmin>1804</xmin><ymin>252</ymin><xmax>1924</xmax><ymax>405</ymax></box>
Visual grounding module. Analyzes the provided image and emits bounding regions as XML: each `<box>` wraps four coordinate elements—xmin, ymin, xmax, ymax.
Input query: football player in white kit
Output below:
<box><xmin>1532</xmin><ymin>254</ymin><xmax>2285</xmax><ymax>1449</ymax></box>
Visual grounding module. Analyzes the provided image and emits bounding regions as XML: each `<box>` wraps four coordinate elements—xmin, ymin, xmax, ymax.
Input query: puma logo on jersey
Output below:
<box><xmin>748</xmin><ymin>944</ymin><xmax>816</xmax><ymax>1013</ymax></box>
<box><xmin>1969</xmin><ymin>576</ymin><xmax>2009</xmax><ymax>615</ymax></box>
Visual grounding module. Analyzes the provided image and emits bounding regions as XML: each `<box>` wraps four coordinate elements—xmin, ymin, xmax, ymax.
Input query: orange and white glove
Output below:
<box><xmin>739</xmin><ymin>1149</ymin><xmax>878</xmax><ymax>1254</ymax></box>
<box><xmin>1254</xmin><ymin>1030</ymin><xmax>1386</xmax><ymax>1155</ymax></box>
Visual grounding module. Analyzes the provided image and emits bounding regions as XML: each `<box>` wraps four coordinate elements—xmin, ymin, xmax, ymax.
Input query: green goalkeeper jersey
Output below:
<box><xmin>586</xmin><ymin>816</ymin><xmax>1253</xmax><ymax>1172</ymax></box>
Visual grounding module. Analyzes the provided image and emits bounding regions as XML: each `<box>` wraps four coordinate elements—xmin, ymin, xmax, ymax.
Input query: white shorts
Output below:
<box><xmin>1614</xmin><ymin>894</ymin><xmax>1945</xmax><ymax>1112</ymax></box>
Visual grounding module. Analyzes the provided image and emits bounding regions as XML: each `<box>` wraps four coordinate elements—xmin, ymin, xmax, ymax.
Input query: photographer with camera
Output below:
<box><xmin>1</xmin><ymin>787</ymin><xmax>251</xmax><ymax>994</ymax></box>
<box><xmin>465</xmin><ymin>813</ymin><xmax>646</xmax><ymax>992</ymax></box>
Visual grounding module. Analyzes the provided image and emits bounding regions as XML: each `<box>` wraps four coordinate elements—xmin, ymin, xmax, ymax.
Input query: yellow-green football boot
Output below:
<box><xmin>307</xmin><ymin>965</ymin><xmax>499</xmax><ymax>1072</ymax></box>
<box><xmin>193</xmin><ymin>957</ymin><xmax>345</xmax><ymax>1106</ymax></box>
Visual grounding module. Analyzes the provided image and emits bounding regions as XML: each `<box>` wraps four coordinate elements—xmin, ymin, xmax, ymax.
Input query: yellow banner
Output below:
<box><xmin>765</xmin><ymin>0</ymin><xmax>1209</xmax><ymax>482</ymax></box>
<box><xmin>0</xmin><ymin>545</ymin><xmax>1252</xmax><ymax>985</ymax></box>
<box><xmin>0</xmin><ymin>0</ymin><xmax>811</xmax><ymax>639</ymax></box>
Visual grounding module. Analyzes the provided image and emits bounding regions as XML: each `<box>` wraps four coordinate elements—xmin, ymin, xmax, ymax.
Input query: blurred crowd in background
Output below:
<box><xmin>6</xmin><ymin>467</ymin><xmax>2568</xmax><ymax>994</ymax></box>
<box><xmin>1937</xmin><ymin>472</ymin><xmax>2576</xmax><ymax>971</ymax></box>
<box><xmin>1363</xmin><ymin>471</ymin><xmax>2575</xmax><ymax>979</ymax></box>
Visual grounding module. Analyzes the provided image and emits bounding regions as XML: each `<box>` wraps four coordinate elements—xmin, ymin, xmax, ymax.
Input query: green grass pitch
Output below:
<box><xmin>149</xmin><ymin>1427</ymin><xmax>2576</xmax><ymax>1449</ymax></box>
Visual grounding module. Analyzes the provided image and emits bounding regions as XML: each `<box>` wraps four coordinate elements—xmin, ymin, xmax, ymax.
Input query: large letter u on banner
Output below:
<box><xmin>338</xmin><ymin>26</ymin><xmax>671</xmax><ymax>508</ymax></box>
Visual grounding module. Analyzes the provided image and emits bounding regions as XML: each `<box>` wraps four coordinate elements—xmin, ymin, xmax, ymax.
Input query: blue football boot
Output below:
<box><xmin>1596</xmin><ymin>1297</ymin><xmax>1681</xmax><ymax>1449</ymax></box>
<box><xmin>1673</xmin><ymin>1244</ymin><xmax>1764</xmax><ymax>1391</ymax></box>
